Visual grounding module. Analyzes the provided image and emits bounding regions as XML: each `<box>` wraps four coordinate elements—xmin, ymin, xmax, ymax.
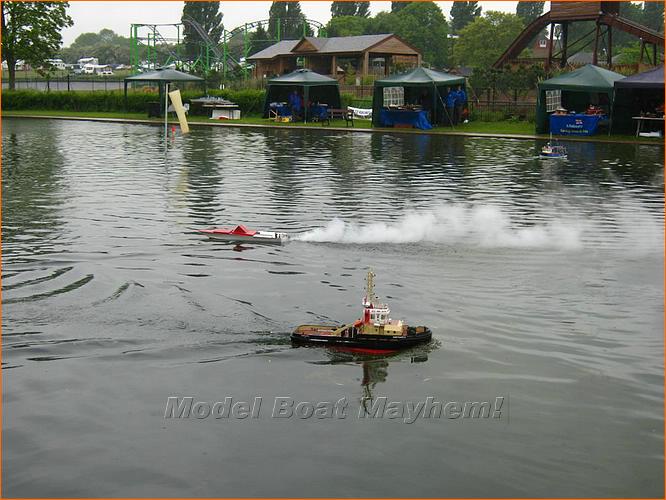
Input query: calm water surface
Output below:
<box><xmin>2</xmin><ymin>118</ymin><xmax>664</xmax><ymax>497</ymax></box>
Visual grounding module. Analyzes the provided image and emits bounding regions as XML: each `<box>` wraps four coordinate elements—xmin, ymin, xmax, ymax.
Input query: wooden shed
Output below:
<box><xmin>248</xmin><ymin>34</ymin><xmax>422</xmax><ymax>81</ymax></box>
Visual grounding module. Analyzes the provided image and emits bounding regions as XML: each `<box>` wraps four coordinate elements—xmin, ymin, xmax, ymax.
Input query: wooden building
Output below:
<box><xmin>248</xmin><ymin>34</ymin><xmax>422</xmax><ymax>80</ymax></box>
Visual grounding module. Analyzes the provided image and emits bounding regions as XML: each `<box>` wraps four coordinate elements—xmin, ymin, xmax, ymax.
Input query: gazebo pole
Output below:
<box><xmin>164</xmin><ymin>82</ymin><xmax>169</xmax><ymax>141</ymax></box>
<box><xmin>304</xmin><ymin>85</ymin><xmax>309</xmax><ymax>123</ymax></box>
<box><xmin>432</xmin><ymin>84</ymin><xmax>437</xmax><ymax>126</ymax></box>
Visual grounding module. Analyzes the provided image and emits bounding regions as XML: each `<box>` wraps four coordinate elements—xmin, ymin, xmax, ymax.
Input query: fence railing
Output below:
<box><xmin>2</xmin><ymin>77</ymin><xmax>127</xmax><ymax>92</ymax></box>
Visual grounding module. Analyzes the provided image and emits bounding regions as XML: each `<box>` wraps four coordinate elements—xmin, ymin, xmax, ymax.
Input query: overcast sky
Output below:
<box><xmin>61</xmin><ymin>1</ymin><xmax>523</xmax><ymax>46</ymax></box>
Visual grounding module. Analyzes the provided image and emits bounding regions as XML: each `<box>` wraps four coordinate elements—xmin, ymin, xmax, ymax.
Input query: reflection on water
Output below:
<box><xmin>1</xmin><ymin>118</ymin><xmax>663</xmax><ymax>498</ymax></box>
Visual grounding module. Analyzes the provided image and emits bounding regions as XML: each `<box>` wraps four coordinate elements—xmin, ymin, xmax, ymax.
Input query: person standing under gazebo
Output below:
<box><xmin>445</xmin><ymin>88</ymin><xmax>457</xmax><ymax>125</ymax></box>
<box><xmin>289</xmin><ymin>89</ymin><xmax>302</xmax><ymax>121</ymax></box>
<box><xmin>454</xmin><ymin>85</ymin><xmax>467</xmax><ymax>125</ymax></box>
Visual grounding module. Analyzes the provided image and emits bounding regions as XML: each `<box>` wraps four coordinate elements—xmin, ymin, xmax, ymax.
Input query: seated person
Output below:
<box><xmin>553</xmin><ymin>106</ymin><xmax>568</xmax><ymax>116</ymax></box>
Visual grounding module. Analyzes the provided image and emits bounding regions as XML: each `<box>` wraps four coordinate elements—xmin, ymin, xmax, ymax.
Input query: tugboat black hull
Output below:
<box><xmin>291</xmin><ymin>327</ymin><xmax>432</xmax><ymax>350</ymax></box>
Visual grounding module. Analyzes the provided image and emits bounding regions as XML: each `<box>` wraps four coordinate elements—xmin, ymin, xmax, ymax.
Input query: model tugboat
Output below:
<box><xmin>292</xmin><ymin>271</ymin><xmax>432</xmax><ymax>349</ymax></box>
<box><xmin>540</xmin><ymin>142</ymin><xmax>567</xmax><ymax>159</ymax></box>
<box><xmin>539</xmin><ymin>135</ymin><xmax>567</xmax><ymax>159</ymax></box>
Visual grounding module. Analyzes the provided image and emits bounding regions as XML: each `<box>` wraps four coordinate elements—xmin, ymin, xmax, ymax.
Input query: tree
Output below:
<box><xmin>356</xmin><ymin>2</ymin><xmax>370</xmax><ymax>18</ymax></box>
<box><xmin>450</xmin><ymin>1</ymin><xmax>482</xmax><ymax>34</ymax></box>
<box><xmin>181</xmin><ymin>1</ymin><xmax>223</xmax><ymax>62</ymax></box>
<box><xmin>331</xmin><ymin>2</ymin><xmax>358</xmax><ymax>17</ymax></box>
<box><xmin>331</xmin><ymin>2</ymin><xmax>370</xmax><ymax>18</ymax></box>
<box><xmin>615</xmin><ymin>41</ymin><xmax>642</xmax><ymax>65</ymax></box>
<box><xmin>326</xmin><ymin>16</ymin><xmax>370</xmax><ymax>37</ymax></box>
<box><xmin>268</xmin><ymin>1</ymin><xmax>309</xmax><ymax>40</ymax></box>
<box><xmin>268</xmin><ymin>2</ymin><xmax>287</xmax><ymax>40</ymax></box>
<box><xmin>1</xmin><ymin>1</ymin><xmax>73</xmax><ymax>89</ymax></box>
<box><xmin>60</xmin><ymin>29</ymin><xmax>131</xmax><ymax>65</ymax></box>
<box><xmin>515</xmin><ymin>1</ymin><xmax>544</xmax><ymax>24</ymax></box>
<box><xmin>285</xmin><ymin>1</ymin><xmax>310</xmax><ymax>38</ymax></box>
<box><xmin>453</xmin><ymin>11</ymin><xmax>524</xmax><ymax>68</ymax></box>
<box><xmin>368</xmin><ymin>11</ymin><xmax>396</xmax><ymax>34</ymax></box>
<box><xmin>249</xmin><ymin>25</ymin><xmax>274</xmax><ymax>56</ymax></box>
<box><xmin>366</xmin><ymin>3</ymin><xmax>450</xmax><ymax>68</ymax></box>
<box><xmin>642</xmin><ymin>1</ymin><xmax>664</xmax><ymax>33</ymax></box>
<box><xmin>391</xmin><ymin>2</ymin><xmax>408</xmax><ymax>13</ymax></box>
<box><xmin>394</xmin><ymin>2</ymin><xmax>449</xmax><ymax>68</ymax></box>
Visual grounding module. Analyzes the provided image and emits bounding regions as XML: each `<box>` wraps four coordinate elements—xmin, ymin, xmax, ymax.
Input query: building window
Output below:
<box><xmin>545</xmin><ymin>89</ymin><xmax>562</xmax><ymax>113</ymax></box>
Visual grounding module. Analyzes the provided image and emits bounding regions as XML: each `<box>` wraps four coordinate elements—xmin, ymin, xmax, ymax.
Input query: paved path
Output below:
<box><xmin>4</xmin><ymin>114</ymin><xmax>663</xmax><ymax>146</ymax></box>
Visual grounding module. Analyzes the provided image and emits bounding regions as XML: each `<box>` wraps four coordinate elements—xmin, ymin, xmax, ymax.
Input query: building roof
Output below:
<box><xmin>615</xmin><ymin>64</ymin><xmax>664</xmax><ymax>89</ymax></box>
<box><xmin>248</xmin><ymin>40</ymin><xmax>300</xmax><ymax>60</ymax></box>
<box><xmin>249</xmin><ymin>34</ymin><xmax>400</xmax><ymax>60</ymax></box>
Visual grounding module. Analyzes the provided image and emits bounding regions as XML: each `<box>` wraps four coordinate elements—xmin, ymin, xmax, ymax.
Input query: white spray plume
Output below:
<box><xmin>295</xmin><ymin>204</ymin><xmax>583</xmax><ymax>250</ymax></box>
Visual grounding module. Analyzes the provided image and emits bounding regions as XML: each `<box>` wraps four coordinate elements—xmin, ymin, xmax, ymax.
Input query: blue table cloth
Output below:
<box><xmin>309</xmin><ymin>104</ymin><xmax>329</xmax><ymax>120</ymax></box>
<box><xmin>380</xmin><ymin>109</ymin><xmax>432</xmax><ymax>130</ymax></box>
<box><xmin>549</xmin><ymin>114</ymin><xmax>607</xmax><ymax>136</ymax></box>
<box><xmin>270</xmin><ymin>104</ymin><xmax>291</xmax><ymax>117</ymax></box>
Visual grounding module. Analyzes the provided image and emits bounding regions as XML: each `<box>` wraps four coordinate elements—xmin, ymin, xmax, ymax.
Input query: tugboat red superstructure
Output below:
<box><xmin>292</xmin><ymin>271</ymin><xmax>432</xmax><ymax>349</ymax></box>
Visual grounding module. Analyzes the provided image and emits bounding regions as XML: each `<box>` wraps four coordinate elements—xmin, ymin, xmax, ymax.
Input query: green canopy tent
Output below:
<box><xmin>263</xmin><ymin>69</ymin><xmax>341</xmax><ymax>122</ymax></box>
<box><xmin>124</xmin><ymin>68</ymin><xmax>205</xmax><ymax>115</ymax></box>
<box><xmin>372</xmin><ymin>67</ymin><xmax>466</xmax><ymax>127</ymax></box>
<box><xmin>612</xmin><ymin>65</ymin><xmax>664</xmax><ymax>134</ymax></box>
<box><xmin>536</xmin><ymin>65</ymin><xmax>625</xmax><ymax>134</ymax></box>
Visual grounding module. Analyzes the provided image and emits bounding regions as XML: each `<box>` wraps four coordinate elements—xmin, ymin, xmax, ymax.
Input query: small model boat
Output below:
<box><xmin>292</xmin><ymin>271</ymin><xmax>432</xmax><ymax>349</ymax></box>
<box><xmin>540</xmin><ymin>135</ymin><xmax>567</xmax><ymax>159</ymax></box>
<box><xmin>197</xmin><ymin>225</ymin><xmax>287</xmax><ymax>244</ymax></box>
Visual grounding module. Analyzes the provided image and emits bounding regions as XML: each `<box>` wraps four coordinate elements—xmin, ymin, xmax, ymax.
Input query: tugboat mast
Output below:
<box><xmin>364</xmin><ymin>270</ymin><xmax>376</xmax><ymax>306</ymax></box>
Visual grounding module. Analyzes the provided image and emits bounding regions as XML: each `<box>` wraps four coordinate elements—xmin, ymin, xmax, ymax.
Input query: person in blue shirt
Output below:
<box><xmin>288</xmin><ymin>89</ymin><xmax>302</xmax><ymax>120</ymax></box>
<box><xmin>445</xmin><ymin>88</ymin><xmax>457</xmax><ymax>125</ymax></box>
<box><xmin>454</xmin><ymin>85</ymin><xmax>467</xmax><ymax>124</ymax></box>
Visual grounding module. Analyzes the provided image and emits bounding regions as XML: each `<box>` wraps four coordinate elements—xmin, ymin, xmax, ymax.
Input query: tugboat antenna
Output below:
<box><xmin>365</xmin><ymin>270</ymin><xmax>376</xmax><ymax>305</ymax></box>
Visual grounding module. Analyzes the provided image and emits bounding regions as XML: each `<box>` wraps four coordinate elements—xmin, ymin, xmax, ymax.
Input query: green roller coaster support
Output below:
<box><xmin>130</xmin><ymin>18</ymin><xmax>327</xmax><ymax>76</ymax></box>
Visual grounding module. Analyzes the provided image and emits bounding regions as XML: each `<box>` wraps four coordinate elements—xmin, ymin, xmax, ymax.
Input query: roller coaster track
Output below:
<box><xmin>132</xmin><ymin>17</ymin><xmax>327</xmax><ymax>75</ymax></box>
<box><xmin>493</xmin><ymin>11</ymin><xmax>664</xmax><ymax>68</ymax></box>
<box><xmin>182</xmin><ymin>17</ymin><xmax>224</xmax><ymax>60</ymax></box>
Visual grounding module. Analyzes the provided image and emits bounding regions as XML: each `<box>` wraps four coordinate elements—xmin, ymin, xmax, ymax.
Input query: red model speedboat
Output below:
<box><xmin>197</xmin><ymin>225</ymin><xmax>287</xmax><ymax>244</ymax></box>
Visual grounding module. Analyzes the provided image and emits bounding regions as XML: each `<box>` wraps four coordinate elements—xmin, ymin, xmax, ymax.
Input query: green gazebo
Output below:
<box><xmin>124</xmin><ymin>68</ymin><xmax>205</xmax><ymax>114</ymax></box>
<box><xmin>535</xmin><ymin>64</ymin><xmax>625</xmax><ymax>134</ymax></box>
<box><xmin>263</xmin><ymin>69</ymin><xmax>341</xmax><ymax>122</ymax></box>
<box><xmin>372</xmin><ymin>67</ymin><xmax>465</xmax><ymax>127</ymax></box>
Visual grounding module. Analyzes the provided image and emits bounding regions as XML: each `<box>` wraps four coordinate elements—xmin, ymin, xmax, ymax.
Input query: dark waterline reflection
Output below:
<box><xmin>2</xmin><ymin>118</ymin><xmax>663</xmax><ymax>497</ymax></box>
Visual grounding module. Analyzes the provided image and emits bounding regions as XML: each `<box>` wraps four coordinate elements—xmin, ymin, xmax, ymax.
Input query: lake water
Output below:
<box><xmin>2</xmin><ymin>118</ymin><xmax>663</xmax><ymax>497</ymax></box>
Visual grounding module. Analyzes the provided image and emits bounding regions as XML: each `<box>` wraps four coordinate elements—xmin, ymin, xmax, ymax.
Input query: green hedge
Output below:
<box><xmin>469</xmin><ymin>107</ymin><xmax>535</xmax><ymax>123</ymax></box>
<box><xmin>2</xmin><ymin>89</ymin><xmax>267</xmax><ymax>116</ymax></box>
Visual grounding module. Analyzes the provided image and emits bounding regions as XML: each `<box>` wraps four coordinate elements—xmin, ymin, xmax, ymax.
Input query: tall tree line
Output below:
<box><xmin>268</xmin><ymin>1</ymin><xmax>311</xmax><ymax>40</ymax></box>
<box><xmin>331</xmin><ymin>2</ymin><xmax>369</xmax><ymax>18</ymax></box>
<box><xmin>181</xmin><ymin>1</ymin><xmax>224</xmax><ymax>62</ymax></box>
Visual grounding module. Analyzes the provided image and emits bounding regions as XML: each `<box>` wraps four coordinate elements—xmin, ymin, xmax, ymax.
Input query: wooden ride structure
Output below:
<box><xmin>494</xmin><ymin>1</ymin><xmax>664</xmax><ymax>70</ymax></box>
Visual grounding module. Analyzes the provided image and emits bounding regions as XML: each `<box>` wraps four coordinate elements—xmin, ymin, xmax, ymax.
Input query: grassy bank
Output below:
<box><xmin>2</xmin><ymin>109</ymin><xmax>662</xmax><ymax>144</ymax></box>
